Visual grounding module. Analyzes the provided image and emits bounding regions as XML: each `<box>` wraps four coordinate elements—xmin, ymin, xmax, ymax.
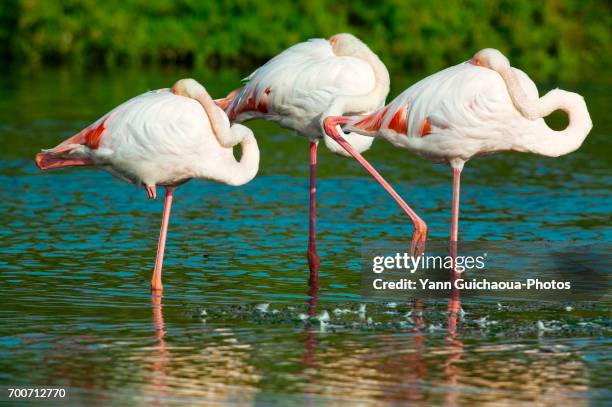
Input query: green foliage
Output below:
<box><xmin>3</xmin><ymin>0</ymin><xmax>610</xmax><ymax>83</ymax></box>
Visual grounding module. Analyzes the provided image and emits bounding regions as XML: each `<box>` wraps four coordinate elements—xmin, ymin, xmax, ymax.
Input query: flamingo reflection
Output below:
<box><xmin>150</xmin><ymin>293</ymin><xmax>170</xmax><ymax>404</ymax></box>
<box><xmin>298</xmin><ymin>263</ymin><xmax>465</xmax><ymax>405</ymax></box>
<box><xmin>302</xmin><ymin>264</ymin><xmax>320</xmax><ymax>366</ymax></box>
<box><xmin>444</xmin><ymin>270</ymin><xmax>464</xmax><ymax>407</ymax></box>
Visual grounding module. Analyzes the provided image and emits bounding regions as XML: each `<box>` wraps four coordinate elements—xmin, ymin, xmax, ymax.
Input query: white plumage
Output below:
<box><xmin>37</xmin><ymin>85</ymin><xmax>259</xmax><ymax>188</ymax></box>
<box><xmin>345</xmin><ymin>49</ymin><xmax>591</xmax><ymax>166</ymax></box>
<box><xmin>222</xmin><ymin>34</ymin><xmax>390</xmax><ymax>155</ymax></box>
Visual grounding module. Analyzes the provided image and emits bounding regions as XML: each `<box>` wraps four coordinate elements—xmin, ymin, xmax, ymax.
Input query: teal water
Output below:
<box><xmin>0</xmin><ymin>68</ymin><xmax>610</xmax><ymax>405</ymax></box>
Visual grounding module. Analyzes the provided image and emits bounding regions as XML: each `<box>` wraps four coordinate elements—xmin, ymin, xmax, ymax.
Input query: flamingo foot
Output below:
<box><xmin>35</xmin><ymin>151</ymin><xmax>94</xmax><ymax>170</ymax></box>
<box><xmin>145</xmin><ymin>184</ymin><xmax>157</xmax><ymax>200</ymax></box>
<box><xmin>411</xmin><ymin>221</ymin><xmax>428</xmax><ymax>258</ymax></box>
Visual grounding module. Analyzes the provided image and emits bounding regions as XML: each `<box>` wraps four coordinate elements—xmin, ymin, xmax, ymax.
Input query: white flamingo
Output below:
<box><xmin>35</xmin><ymin>78</ymin><xmax>260</xmax><ymax>291</ymax></box>
<box><xmin>322</xmin><ymin>48</ymin><xmax>592</xmax><ymax>251</ymax></box>
<box><xmin>217</xmin><ymin>33</ymin><xmax>391</xmax><ymax>270</ymax></box>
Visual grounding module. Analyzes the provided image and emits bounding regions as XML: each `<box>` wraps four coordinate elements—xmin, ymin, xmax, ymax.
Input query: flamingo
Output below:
<box><xmin>217</xmin><ymin>33</ymin><xmax>393</xmax><ymax>270</ymax></box>
<box><xmin>35</xmin><ymin>78</ymin><xmax>260</xmax><ymax>291</ymax></box>
<box><xmin>323</xmin><ymin>48</ymin><xmax>592</xmax><ymax>249</ymax></box>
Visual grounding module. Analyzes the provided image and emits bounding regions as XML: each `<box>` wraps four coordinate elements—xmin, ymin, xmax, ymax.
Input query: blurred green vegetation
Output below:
<box><xmin>1</xmin><ymin>0</ymin><xmax>610</xmax><ymax>83</ymax></box>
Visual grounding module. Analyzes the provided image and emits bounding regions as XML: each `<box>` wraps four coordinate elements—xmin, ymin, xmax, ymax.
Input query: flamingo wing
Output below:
<box><xmin>37</xmin><ymin>90</ymin><xmax>231</xmax><ymax>185</ymax></box>
<box><xmin>347</xmin><ymin>62</ymin><xmax>539</xmax><ymax>140</ymax></box>
<box><xmin>226</xmin><ymin>39</ymin><xmax>378</xmax><ymax>135</ymax></box>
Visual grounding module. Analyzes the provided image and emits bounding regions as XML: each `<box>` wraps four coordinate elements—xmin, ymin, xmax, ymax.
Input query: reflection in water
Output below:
<box><xmin>290</xmin><ymin>260</ymin><xmax>591</xmax><ymax>405</ymax></box>
<box><xmin>0</xmin><ymin>270</ymin><xmax>599</xmax><ymax>406</ymax></box>
<box><xmin>27</xmin><ymin>283</ymin><xmax>590</xmax><ymax>406</ymax></box>
<box><xmin>298</xmin><ymin>266</ymin><xmax>468</xmax><ymax>406</ymax></box>
<box><xmin>149</xmin><ymin>294</ymin><xmax>170</xmax><ymax>404</ymax></box>
<box><xmin>303</xmin><ymin>267</ymin><xmax>320</xmax><ymax>365</ymax></box>
<box><xmin>372</xmin><ymin>293</ymin><xmax>463</xmax><ymax>406</ymax></box>
<box><xmin>444</xmin><ymin>270</ymin><xmax>464</xmax><ymax>407</ymax></box>
<box><xmin>145</xmin><ymin>294</ymin><xmax>261</xmax><ymax>405</ymax></box>
<box><xmin>302</xmin><ymin>267</ymin><xmax>320</xmax><ymax>405</ymax></box>
<box><xmin>375</xmin><ymin>299</ymin><xmax>428</xmax><ymax>405</ymax></box>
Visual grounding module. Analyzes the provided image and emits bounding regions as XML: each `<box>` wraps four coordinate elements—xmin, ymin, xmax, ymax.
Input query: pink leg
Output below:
<box><xmin>448</xmin><ymin>168</ymin><xmax>463</xmax><ymax>321</ymax></box>
<box><xmin>151</xmin><ymin>187</ymin><xmax>175</xmax><ymax>292</ymax></box>
<box><xmin>323</xmin><ymin>117</ymin><xmax>427</xmax><ymax>257</ymax></box>
<box><xmin>450</xmin><ymin>168</ymin><xmax>462</xmax><ymax>243</ymax></box>
<box><xmin>307</xmin><ymin>141</ymin><xmax>320</xmax><ymax>271</ymax></box>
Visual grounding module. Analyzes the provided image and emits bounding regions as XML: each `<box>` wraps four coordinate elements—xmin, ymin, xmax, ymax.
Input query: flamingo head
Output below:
<box><xmin>470</xmin><ymin>48</ymin><xmax>510</xmax><ymax>72</ymax></box>
<box><xmin>328</xmin><ymin>33</ymin><xmax>368</xmax><ymax>56</ymax></box>
<box><xmin>171</xmin><ymin>78</ymin><xmax>206</xmax><ymax>99</ymax></box>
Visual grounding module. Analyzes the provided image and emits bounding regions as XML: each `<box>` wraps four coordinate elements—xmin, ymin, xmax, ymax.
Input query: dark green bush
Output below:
<box><xmin>2</xmin><ymin>0</ymin><xmax>610</xmax><ymax>83</ymax></box>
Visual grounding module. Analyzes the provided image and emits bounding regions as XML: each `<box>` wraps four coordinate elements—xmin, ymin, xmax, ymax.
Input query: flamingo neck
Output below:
<box><xmin>196</xmin><ymin>94</ymin><xmax>241</xmax><ymax>148</ymax></box>
<box><xmin>320</xmin><ymin>46</ymin><xmax>389</xmax><ymax>156</ymax></box>
<box><xmin>471</xmin><ymin>50</ymin><xmax>592</xmax><ymax>158</ymax></box>
<box><xmin>223</xmin><ymin>130</ymin><xmax>260</xmax><ymax>186</ymax></box>
<box><xmin>513</xmin><ymin>88</ymin><xmax>592</xmax><ymax>157</ymax></box>
<box><xmin>326</xmin><ymin>48</ymin><xmax>390</xmax><ymax>117</ymax></box>
<box><xmin>170</xmin><ymin>79</ymin><xmax>260</xmax><ymax>185</ymax></box>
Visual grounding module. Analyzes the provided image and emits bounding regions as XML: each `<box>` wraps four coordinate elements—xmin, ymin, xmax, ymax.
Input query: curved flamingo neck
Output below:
<box><xmin>196</xmin><ymin>94</ymin><xmax>260</xmax><ymax>185</ymax></box>
<box><xmin>470</xmin><ymin>49</ymin><xmax>592</xmax><ymax>157</ymax></box>
<box><xmin>491</xmin><ymin>65</ymin><xmax>591</xmax><ymax>157</ymax></box>
<box><xmin>171</xmin><ymin>79</ymin><xmax>260</xmax><ymax>185</ymax></box>
<box><xmin>326</xmin><ymin>46</ymin><xmax>390</xmax><ymax>117</ymax></box>
<box><xmin>231</xmin><ymin>131</ymin><xmax>260</xmax><ymax>186</ymax></box>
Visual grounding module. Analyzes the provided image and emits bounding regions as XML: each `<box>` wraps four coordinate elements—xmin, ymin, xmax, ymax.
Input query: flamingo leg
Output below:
<box><xmin>450</xmin><ymin>167</ymin><xmax>462</xmax><ymax>243</ymax></box>
<box><xmin>151</xmin><ymin>186</ymin><xmax>175</xmax><ymax>292</ymax></box>
<box><xmin>448</xmin><ymin>165</ymin><xmax>462</xmax><ymax>326</ymax></box>
<box><xmin>307</xmin><ymin>141</ymin><xmax>321</xmax><ymax>271</ymax></box>
<box><xmin>448</xmin><ymin>168</ymin><xmax>463</xmax><ymax>324</ymax></box>
<box><xmin>323</xmin><ymin>117</ymin><xmax>427</xmax><ymax>257</ymax></box>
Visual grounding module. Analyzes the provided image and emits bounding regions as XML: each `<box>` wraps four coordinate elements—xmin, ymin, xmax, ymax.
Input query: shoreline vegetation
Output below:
<box><xmin>0</xmin><ymin>1</ymin><xmax>609</xmax><ymax>84</ymax></box>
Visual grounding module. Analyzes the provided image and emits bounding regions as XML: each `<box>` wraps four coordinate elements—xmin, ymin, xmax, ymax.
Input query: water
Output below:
<box><xmin>0</xmin><ymin>68</ymin><xmax>610</xmax><ymax>405</ymax></box>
